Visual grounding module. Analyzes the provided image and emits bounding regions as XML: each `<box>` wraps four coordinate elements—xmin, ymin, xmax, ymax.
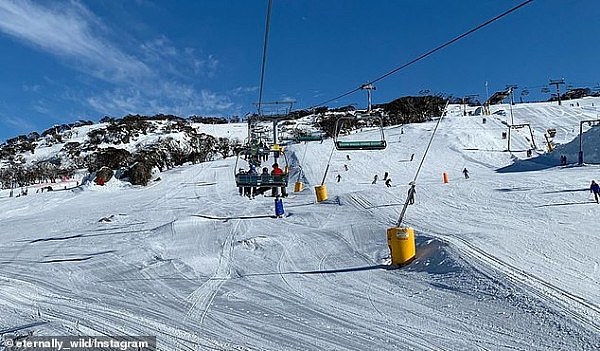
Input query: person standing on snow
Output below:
<box><xmin>372</xmin><ymin>174</ymin><xmax>378</xmax><ymax>184</ymax></box>
<box><xmin>407</xmin><ymin>182</ymin><xmax>416</xmax><ymax>205</ymax></box>
<box><xmin>590</xmin><ymin>180</ymin><xmax>600</xmax><ymax>204</ymax></box>
<box><xmin>336</xmin><ymin>174</ymin><xmax>341</xmax><ymax>183</ymax></box>
<box><xmin>462</xmin><ymin>168</ymin><xmax>470</xmax><ymax>179</ymax></box>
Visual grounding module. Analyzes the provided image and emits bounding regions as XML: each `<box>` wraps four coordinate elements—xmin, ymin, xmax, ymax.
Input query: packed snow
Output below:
<box><xmin>1</xmin><ymin>98</ymin><xmax>600</xmax><ymax>350</ymax></box>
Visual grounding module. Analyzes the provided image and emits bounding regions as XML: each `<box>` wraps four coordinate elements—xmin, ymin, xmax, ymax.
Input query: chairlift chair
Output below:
<box><xmin>234</xmin><ymin>146</ymin><xmax>289</xmax><ymax>188</ymax></box>
<box><xmin>333</xmin><ymin>114</ymin><xmax>387</xmax><ymax>151</ymax></box>
<box><xmin>296</xmin><ymin>132</ymin><xmax>324</xmax><ymax>142</ymax></box>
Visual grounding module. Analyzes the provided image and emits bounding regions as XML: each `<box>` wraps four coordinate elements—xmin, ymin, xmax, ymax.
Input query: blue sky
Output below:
<box><xmin>0</xmin><ymin>0</ymin><xmax>598</xmax><ymax>141</ymax></box>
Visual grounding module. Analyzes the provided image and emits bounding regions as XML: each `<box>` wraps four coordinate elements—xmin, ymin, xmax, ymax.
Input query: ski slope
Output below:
<box><xmin>1</xmin><ymin>98</ymin><xmax>600</xmax><ymax>350</ymax></box>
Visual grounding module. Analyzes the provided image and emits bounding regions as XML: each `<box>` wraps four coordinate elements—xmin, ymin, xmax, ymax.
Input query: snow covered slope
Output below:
<box><xmin>1</xmin><ymin>98</ymin><xmax>599</xmax><ymax>350</ymax></box>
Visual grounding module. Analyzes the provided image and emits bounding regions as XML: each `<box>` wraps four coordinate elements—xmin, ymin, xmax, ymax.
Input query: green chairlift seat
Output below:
<box><xmin>235</xmin><ymin>174</ymin><xmax>289</xmax><ymax>187</ymax></box>
<box><xmin>296</xmin><ymin>134</ymin><xmax>323</xmax><ymax>142</ymax></box>
<box><xmin>335</xmin><ymin>140</ymin><xmax>387</xmax><ymax>151</ymax></box>
<box><xmin>333</xmin><ymin>114</ymin><xmax>387</xmax><ymax>151</ymax></box>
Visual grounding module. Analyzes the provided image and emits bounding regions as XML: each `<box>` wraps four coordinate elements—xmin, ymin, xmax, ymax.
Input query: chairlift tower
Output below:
<box><xmin>505</xmin><ymin>84</ymin><xmax>518</xmax><ymax>125</ymax></box>
<box><xmin>549</xmin><ymin>78</ymin><xmax>565</xmax><ymax>106</ymax></box>
<box><xmin>463</xmin><ymin>94</ymin><xmax>479</xmax><ymax>116</ymax></box>
<box><xmin>252</xmin><ymin>100</ymin><xmax>296</xmax><ymax>145</ymax></box>
<box><xmin>361</xmin><ymin>83</ymin><xmax>376</xmax><ymax>112</ymax></box>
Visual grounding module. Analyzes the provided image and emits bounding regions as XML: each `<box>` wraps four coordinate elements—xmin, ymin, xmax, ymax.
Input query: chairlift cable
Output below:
<box><xmin>257</xmin><ymin>0</ymin><xmax>273</xmax><ymax>117</ymax></box>
<box><xmin>308</xmin><ymin>0</ymin><xmax>534</xmax><ymax>110</ymax></box>
<box><xmin>395</xmin><ymin>100</ymin><xmax>449</xmax><ymax>227</ymax></box>
<box><xmin>320</xmin><ymin>143</ymin><xmax>337</xmax><ymax>186</ymax></box>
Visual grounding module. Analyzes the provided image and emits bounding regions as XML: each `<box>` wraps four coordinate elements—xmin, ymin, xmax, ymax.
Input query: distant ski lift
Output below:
<box><xmin>333</xmin><ymin>114</ymin><xmax>387</xmax><ymax>151</ymax></box>
<box><xmin>296</xmin><ymin>131</ymin><xmax>324</xmax><ymax>142</ymax></box>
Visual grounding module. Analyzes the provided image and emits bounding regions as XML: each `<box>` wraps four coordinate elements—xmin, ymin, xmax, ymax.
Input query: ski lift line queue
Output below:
<box><xmin>306</xmin><ymin>0</ymin><xmax>534</xmax><ymax>111</ymax></box>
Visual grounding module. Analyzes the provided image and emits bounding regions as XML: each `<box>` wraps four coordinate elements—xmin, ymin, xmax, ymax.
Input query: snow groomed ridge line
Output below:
<box><xmin>429</xmin><ymin>230</ymin><xmax>600</xmax><ymax>333</ymax></box>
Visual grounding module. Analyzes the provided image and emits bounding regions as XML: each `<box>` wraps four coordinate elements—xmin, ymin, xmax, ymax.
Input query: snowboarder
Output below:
<box><xmin>407</xmin><ymin>182</ymin><xmax>416</xmax><ymax>205</ymax></box>
<box><xmin>336</xmin><ymin>174</ymin><xmax>341</xmax><ymax>183</ymax></box>
<box><xmin>383</xmin><ymin>172</ymin><xmax>389</xmax><ymax>180</ymax></box>
<box><xmin>372</xmin><ymin>174</ymin><xmax>378</xmax><ymax>184</ymax></box>
<box><xmin>346</xmin><ymin>155</ymin><xmax>351</xmax><ymax>161</ymax></box>
<box><xmin>590</xmin><ymin>180</ymin><xmax>600</xmax><ymax>204</ymax></box>
<box><xmin>344</xmin><ymin>164</ymin><xmax>348</xmax><ymax>171</ymax></box>
<box><xmin>462</xmin><ymin>168</ymin><xmax>470</xmax><ymax>179</ymax></box>
<box><xmin>385</xmin><ymin>178</ymin><xmax>392</xmax><ymax>188</ymax></box>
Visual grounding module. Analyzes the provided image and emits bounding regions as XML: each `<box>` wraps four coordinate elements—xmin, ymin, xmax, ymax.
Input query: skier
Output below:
<box><xmin>344</xmin><ymin>164</ymin><xmax>348</xmax><ymax>171</ymax></box>
<box><xmin>462</xmin><ymin>168</ymin><xmax>470</xmax><ymax>179</ymax></box>
<box><xmin>383</xmin><ymin>172</ymin><xmax>389</xmax><ymax>180</ymax></box>
<box><xmin>372</xmin><ymin>174</ymin><xmax>378</xmax><ymax>184</ymax></box>
<box><xmin>248</xmin><ymin>164</ymin><xmax>258</xmax><ymax>176</ymax></box>
<box><xmin>385</xmin><ymin>178</ymin><xmax>392</xmax><ymax>188</ymax></box>
<box><xmin>237</xmin><ymin>168</ymin><xmax>246</xmax><ymax>196</ymax></box>
<box><xmin>336</xmin><ymin>174</ymin><xmax>341</xmax><ymax>183</ymax></box>
<box><xmin>271</xmin><ymin>163</ymin><xmax>283</xmax><ymax>176</ymax></box>
<box><xmin>590</xmin><ymin>180</ymin><xmax>600</xmax><ymax>204</ymax></box>
<box><xmin>410</xmin><ymin>153</ymin><xmax>415</xmax><ymax>161</ymax></box>
<box><xmin>407</xmin><ymin>182</ymin><xmax>416</xmax><ymax>205</ymax></box>
<box><xmin>346</xmin><ymin>155</ymin><xmax>351</xmax><ymax>161</ymax></box>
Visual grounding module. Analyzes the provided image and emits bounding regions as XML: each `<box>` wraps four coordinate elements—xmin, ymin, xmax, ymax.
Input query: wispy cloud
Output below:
<box><xmin>0</xmin><ymin>0</ymin><xmax>149</xmax><ymax>82</ymax></box>
<box><xmin>86</xmin><ymin>82</ymin><xmax>235</xmax><ymax>117</ymax></box>
<box><xmin>1</xmin><ymin>114</ymin><xmax>36</xmax><ymax>133</ymax></box>
<box><xmin>230</xmin><ymin>86</ymin><xmax>259</xmax><ymax>96</ymax></box>
<box><xmin>139</xmin><ymin>37</ymin><xmax>220</xmax><ymax>79</ymax></box>
<box><xmin>0</xmin><ymin>1</ymin><xmax>252</xmax><ymax>120</ymax></box>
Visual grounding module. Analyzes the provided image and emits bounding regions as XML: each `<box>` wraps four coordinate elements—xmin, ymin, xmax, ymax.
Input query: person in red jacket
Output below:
<box><xmin>271</xmin><ymin>163</ymin><xmax>284</xmax><ymax>176</ymax></box>
<box><xmin>271</xmin><ymin>163</ymin><xmax>287</xmax><ymax>197</ymax></box>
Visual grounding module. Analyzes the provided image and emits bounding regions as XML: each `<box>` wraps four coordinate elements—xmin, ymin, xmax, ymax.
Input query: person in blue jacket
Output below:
<box><xmin>590</xmin><ymin>180</ymin><xmax>600</xmax><ymax>204</ymax></box>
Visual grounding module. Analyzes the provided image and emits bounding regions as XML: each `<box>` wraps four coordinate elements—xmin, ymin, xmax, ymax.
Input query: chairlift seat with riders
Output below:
<box><xmin>234</xmin><ymin>143</ymin><xmax>289</xmax><ymax>188</ymax></box>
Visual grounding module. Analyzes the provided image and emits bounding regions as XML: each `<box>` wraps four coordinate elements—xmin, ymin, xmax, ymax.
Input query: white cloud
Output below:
<box><xmin>86</xmin><ymin>82</ymin><xmax>235</xmax><ymax>117</ymax></box>
<box><xmin>0</xmin><ymin>0</ymin><xmax>149</xmax><ymax>82</ymax></box>
<box><xmin>140</xmin><ymin>37</ymin><xmax>219</xmax><ymax>79</ymax></box>
<box><xmin>230</xmin><ymin>86</ymin><xmax>259</xmax><ymax>96</ymax></box>
<box><xmin>0</xmin><ymin>1</ymin><xmax>250</xmax><ymax>120</ymax></box>
<box><xmin>1</xmin><ymin>115</ymin><xmax>36</xmax><ymax>132</ymax></box>
<box><xmin>22</xmin><ymin>84</ymin><xmax>41</xmax><ymax>93</ymax></box>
